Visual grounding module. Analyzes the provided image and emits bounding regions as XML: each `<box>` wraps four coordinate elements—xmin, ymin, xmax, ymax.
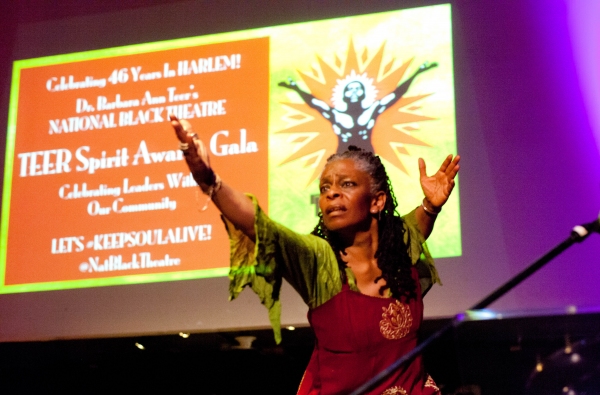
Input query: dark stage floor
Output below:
<box><xmin>2</xmin><ymin>309</ymin><xmax>600</xmax><ymax>394</ymax></box>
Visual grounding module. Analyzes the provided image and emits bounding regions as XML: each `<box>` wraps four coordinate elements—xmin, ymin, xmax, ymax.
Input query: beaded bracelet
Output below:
<box><xmin>197</xmin><ymin>173</ymin><xmax>222</xmax><ymax>212</ymax></box>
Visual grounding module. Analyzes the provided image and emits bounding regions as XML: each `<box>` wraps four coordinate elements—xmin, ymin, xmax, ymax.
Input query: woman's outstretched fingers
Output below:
<box><xmin>418</xmin><ymin>154</ymin><xmax>461</xmax><ymax>209</ymax></box>
<box><xmin>170</xmin><ymin>114</ymin><xmax>189</xmax><ymax>143</ymax></box>
<box><xmin>418</xmin><ymin>157</ymin><xmax>427</xmax><ymax>179</ymax></box>
<box><xmin>437</xmin><ymin>154</ymin><xmax>453</xmax><ymax>173</ymax></box>
<box><xmin>170</xmin><ymin>115</ymin><xmax>199</xmax><ymax>157</ymax></box>
<box><xmin>420</xmin><ymin>155</ymin><xmax>460</xmax><ymax>180</ymax></box>
<box><xmin>446</xmin><ymin>155</ymin><xmax>460</xmax><ymax>178</ymax></box>
<box><xmin>169</xmin><ymin>115</ymin><xmax>216</xmax><ymax>188</ymax></box>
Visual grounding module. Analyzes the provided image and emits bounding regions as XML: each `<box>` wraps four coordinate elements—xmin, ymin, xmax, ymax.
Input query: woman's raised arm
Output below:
<box><xmin>415</xmin><ymin>154</ymin><xmax>460</xmax><ymax>239</ymax></box>
<box><xmin>170</xmin><ymin>115</ymin><xmax>256</xmax><ymax>241</ymax></box>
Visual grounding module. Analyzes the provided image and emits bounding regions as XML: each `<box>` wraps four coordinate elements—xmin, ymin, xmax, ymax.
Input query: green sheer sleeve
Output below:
<box><xmin>402</xmin><ymin>208</ymin><xmax>442</xmax><ymax>294</ymax></box>
<box><xmin>224</xmin><ymin>194</ymin><xmax>341</xmax><ymax>344</ymax></box>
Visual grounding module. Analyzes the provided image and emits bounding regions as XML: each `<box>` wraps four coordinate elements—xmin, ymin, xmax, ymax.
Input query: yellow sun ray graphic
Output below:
<box><xmin>277</xmin><ymin>39</ymin><xmax>437</xmax><ymax>184</ymax></box>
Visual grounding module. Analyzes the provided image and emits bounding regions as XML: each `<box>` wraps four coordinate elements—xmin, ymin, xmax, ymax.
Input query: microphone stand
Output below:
<box><xmin>350</xmin><ymin>218</ymin><xmax>600</xmax><ymax>395</ymax></box>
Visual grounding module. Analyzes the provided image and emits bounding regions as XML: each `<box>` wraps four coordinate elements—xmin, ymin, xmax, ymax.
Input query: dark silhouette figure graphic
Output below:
<box><xmin>279</xmin><ymin>62</ymin><xmax>438</xmax><ymax>154</ymax></box>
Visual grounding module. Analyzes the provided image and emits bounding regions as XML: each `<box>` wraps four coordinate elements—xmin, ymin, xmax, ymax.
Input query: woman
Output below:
<box><xmin>170</xmin><ymin>115</ymin><xmax>460</xmax><ymax>395</ymax></box>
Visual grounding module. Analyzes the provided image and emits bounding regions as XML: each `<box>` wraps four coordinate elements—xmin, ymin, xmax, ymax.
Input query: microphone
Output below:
<box><xmin>572</xmin><ymin>212</ymin><xmax>600</xmax><ymax>240</ymax></box>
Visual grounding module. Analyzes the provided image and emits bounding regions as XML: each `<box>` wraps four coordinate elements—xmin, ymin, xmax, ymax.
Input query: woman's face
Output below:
<box><xmin>318</xmin><ymin>158</ymin><xmax>376</xmax><ymax>233</ymax></box>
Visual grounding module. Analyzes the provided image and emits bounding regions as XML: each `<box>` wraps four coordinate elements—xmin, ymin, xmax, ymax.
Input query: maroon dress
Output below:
<box><xmin>297</xmin><ymin>267</ymin><xmax>440</xmax><ymax>395</ymax></box>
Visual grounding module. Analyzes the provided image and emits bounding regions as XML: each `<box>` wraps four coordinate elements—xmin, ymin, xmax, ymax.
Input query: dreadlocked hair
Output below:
<box><xmin>311</xmin><ymin>146</ymin><xmax>417</xmax><ymax>301</ymax></box>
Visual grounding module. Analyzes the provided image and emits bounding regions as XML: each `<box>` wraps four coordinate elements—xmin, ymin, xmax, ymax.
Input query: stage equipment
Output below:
<box><xmin>350</xmin><ymin>214</ymin><xmax>600</xmax><ymax>395</ymax></box>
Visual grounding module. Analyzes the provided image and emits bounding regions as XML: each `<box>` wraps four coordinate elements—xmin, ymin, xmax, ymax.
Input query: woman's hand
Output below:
<box><xmin>418</xmin><ymin>154</ymin><xmax>461</xmax><ymax>210</ymax></box>
<box><xmin>169</xmin><ymin>114</ymin><xmax>216</xmax><ymax>190</ymax></box>
<box><xmin>169</xmin><ymin>115</ymin><xmax>256</xmax><ymax>238</ymax></box>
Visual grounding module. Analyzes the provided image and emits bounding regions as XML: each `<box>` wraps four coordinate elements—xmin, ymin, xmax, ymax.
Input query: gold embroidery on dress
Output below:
<box><xmin>425</xmin><ymin>375</ymin><xmax>440</xmax><ymax>392</ymax></box>
<box><xmin>379</xmin><ymin>300</ymin><xmax>413</xmax><ymax>340</ymax></box>
<box><xmin>381</xmin><ymin>386</ymin><xmax>408</xmax><ymax>395</ymax></box>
